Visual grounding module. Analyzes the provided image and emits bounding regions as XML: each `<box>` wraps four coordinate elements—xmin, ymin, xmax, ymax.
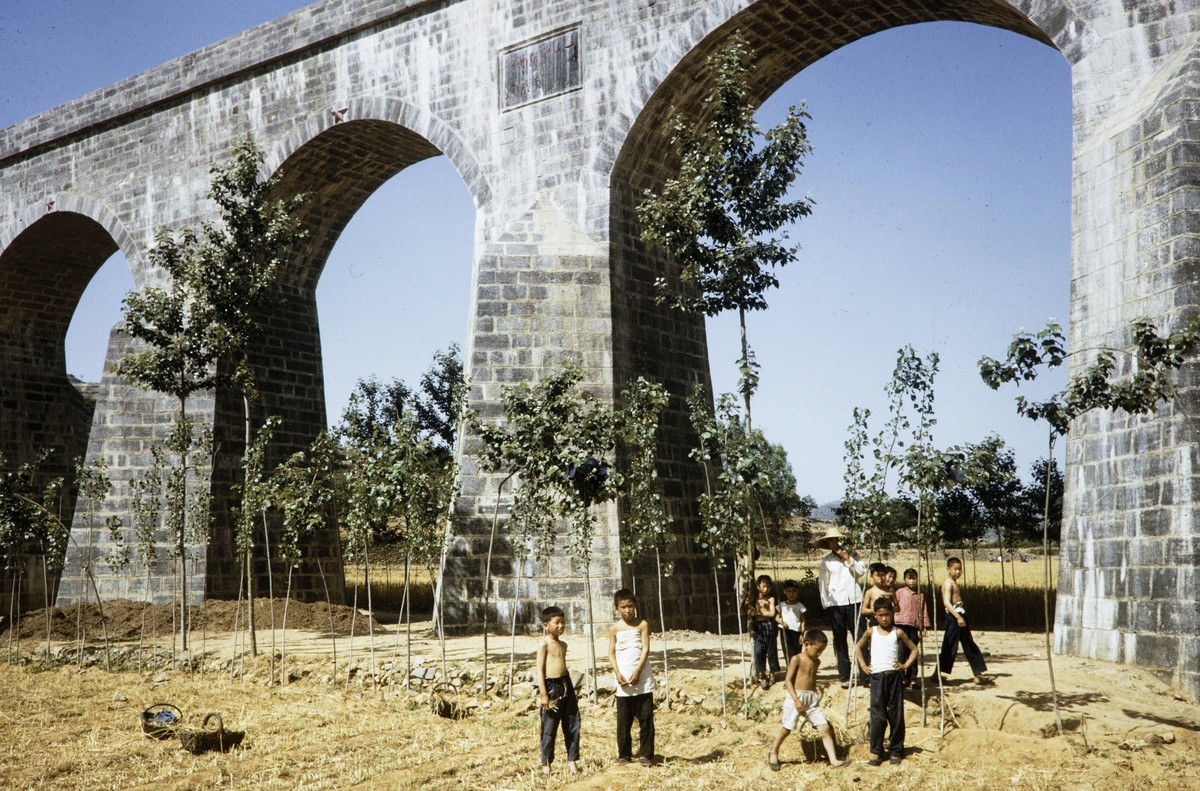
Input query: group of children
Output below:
<box><xmin>861</xmin><ymin>563</ymin><xmax>930</xmax><ymax>688</ymax></box>
<box><xmin>746</xmin><ymin>575</ymin><xmax>809</xmax><ymax>689</ymax></box>
<box><xmin>534</xmin><ymin>557</ymin><xmax>988</xmax><ymax>774</ymax></box>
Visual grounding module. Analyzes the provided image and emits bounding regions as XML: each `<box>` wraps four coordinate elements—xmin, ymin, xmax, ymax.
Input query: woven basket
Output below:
<box><xmin>429</xmin><ymin>682</ymin><xmax>470</xmax><ymax>720</ymax></box>
<box><xmin>178</xmin><ymin>712</ymin><xmax>245</xmax><ymax>754</ymax></box>
<box><xmin>140</xmin><ymin>703</ymin><xmax>182</xmax><ymax>740</ymax></box>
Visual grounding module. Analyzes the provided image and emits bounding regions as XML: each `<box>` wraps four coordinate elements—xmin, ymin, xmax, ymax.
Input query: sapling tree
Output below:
<box><xmin>614</xmin><ymin>378</ymin><xmax>673</xmax><ymax>705</ymax></box>
<box><xmin>639</xmin><ymin>30</ymin><xmax>813</xmax><ymax>580</ymax></box>
<box><xmin>841</xmin><ymin>348</ymin><xmax>936</xmax><ymax>559</ymax></box>
<box><xmin>471</xmin><ymin>362</ymin><xmax>621</xmax><ymax>696</ymax></box>
<box><xmin>979</xmin><ymin>314</ymin><xmax>1200</xmax><ymax>735</ymax></box>
<box><xmin>73</xmin><ymin>457</ymin><xmax>122</xmax><ymax>668</ymax></box>
<box><xmin>117</xmin><ymin>138</ymin><xmax>305</xmax><ymax>655</ymax></box>
<box><xmin>0</xmin><ymin>450</ymin><xmax>67</xmax><ymax>659</ymax></box>
<box><xmin>686</xmin><ymin>388</ymin><xmax>757</xmax><ymax>713</ymax></box>
<box><xmin>127</xmin><ymin>448</ymin><xmax>165</xmax><ymax>667</ymax></box>
<box><xmin>338</xmin><ymin>349</ymin><xmax>465</xmax><ymax>686</ymax></box>
<box><xmin>838</xmin><ymin>407</ymin><xmax>881</xmax><ymax>548</ymax></box>
<box><xmin>688</xmin><ymin>403</ymin><xmax>812</xmax><ymax>707</ymax></box>
<box><xmin>232</xmin><ymin>416</ymin><xmax>280</xmax><ymax>659</ymax></box>
<box><xmin>838</xmin><ymin>346</ymin><xmax>940</xmax><ymax>722</ymax></box>
<box><xmin>270</xmin><ymin>430</ymin><xmax>339</xmax><ymax>685</ymax></box>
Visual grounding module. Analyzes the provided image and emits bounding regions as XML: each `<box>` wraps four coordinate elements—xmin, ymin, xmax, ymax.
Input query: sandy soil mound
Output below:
<box><xmin>3</xmin><ymin>597</ymin><xmax>381</xmax><ymax>641</ymax></box>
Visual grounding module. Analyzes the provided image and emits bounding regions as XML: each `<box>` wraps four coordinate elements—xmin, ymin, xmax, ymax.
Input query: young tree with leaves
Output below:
<box><xmin>686</xmin><ymin>389</ymin><xmax>759</xmax><ymax>713</ymax></box>
<box><xmin>471</xmin><ymin>363</ymin><xmax>621</xmax><ymax>695</ymax></box>
<box><xmin>613</xmin><ymin>378</ymin><xmax>673</xmax><ymax>705</ymax></box>
<box><xmin>979</xmin><ymin>314</ymin><xmax>1200</xmax><ymax>734</ymax></box>
<box><xmin>117</xmin><ymin>138</ymin><xmax>305</xmax><ymax>654</ymax></box>
<box><xmin>267</xmin><ymin>431</ymin><xmax>340</xmax><ymax>685</ymax></box>
<box><xmin>338</xmin><ymin>348</ymin><xmax>466</xmax><ymax>685</ymax></box>
<box><xmin>639</xmin><ymin>30</ymin><xmax>813</xmax><ymax>580</ymax></box>
<box><xmin>0</xmin><ymin>450</ymin><xmax>67</xmax><ymax>658</ymax></box>
<box><xmin>72</xmin><ymin>458</ymin><xmax>122</xmax><ymax>669</ymax></box>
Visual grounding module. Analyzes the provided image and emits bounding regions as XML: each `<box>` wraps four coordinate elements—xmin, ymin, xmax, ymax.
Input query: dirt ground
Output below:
<box><xmin>0</xmin><ymin>615</ymin><xmax>1196</xmax><ymax>790</ymax></box>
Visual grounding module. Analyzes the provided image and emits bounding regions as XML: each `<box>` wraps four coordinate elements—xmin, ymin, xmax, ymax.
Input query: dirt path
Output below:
<box><xmin>1</xmin><ymin>622</ymin><xmax>1196</xmax><ymax>789</ymax></box>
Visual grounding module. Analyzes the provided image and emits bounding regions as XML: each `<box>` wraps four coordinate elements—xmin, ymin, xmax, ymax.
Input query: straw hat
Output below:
<box><xmin>814</xmin><ymin>525</ymin><xmax>847</xmax><ymax>550</ymax></box>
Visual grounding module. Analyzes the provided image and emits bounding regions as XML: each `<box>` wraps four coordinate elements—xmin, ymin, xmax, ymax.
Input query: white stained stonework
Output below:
<box><xmin>0</xmin><ymin>0</ymin><xmax>1198</xmax><ymax>698</ymax></box>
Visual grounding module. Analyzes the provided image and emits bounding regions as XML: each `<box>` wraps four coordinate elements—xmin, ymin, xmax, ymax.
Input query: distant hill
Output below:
<box><xmin>813</xmin><ymin>500</ymin><xmax>840</xmax><ymax>520</ymax></box>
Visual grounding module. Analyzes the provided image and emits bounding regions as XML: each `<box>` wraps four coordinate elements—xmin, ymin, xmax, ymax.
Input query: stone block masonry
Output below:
<box><xmin>1</xmin><ymin>0</ymin><xmax>1198</xmax><ymax>699</ymax></box>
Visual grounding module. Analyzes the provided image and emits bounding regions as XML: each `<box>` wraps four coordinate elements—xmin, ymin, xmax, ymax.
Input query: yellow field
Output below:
<box><xmin>760</xmin><ymin>549</ymin><xmax>1058</xmax><ymax>590</ymax></box>
<box><xmin>343</xmin><ymin>563</ymin><xmax>435</xmax><ymax>615</ymax></box>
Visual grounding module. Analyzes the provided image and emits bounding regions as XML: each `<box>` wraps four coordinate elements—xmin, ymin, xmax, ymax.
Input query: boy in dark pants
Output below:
<box><xmin>855</xmin><ymin>598</ymin><xmax>917</xmax><ymax>766</ymax></box>
<box><xmin>608</xmin><ymin>589</ymin><xmax>656</xmax><ymax>765</ymax></box>
<box><xmin>939</xmin><ymin>557</ymin><xmax>990</xmax><ymax>684</ymax></box>
<box><xmin>535</xmin><ymin>606</ymin><xmax>580</xmax><ymax>775</ymax></box>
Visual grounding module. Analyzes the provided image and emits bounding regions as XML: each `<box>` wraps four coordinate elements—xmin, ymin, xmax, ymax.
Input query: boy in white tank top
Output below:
<box><xmin>607</xmin><ymin>589</ymin><xmax>656</xmax><ymax>765</ymax></box>
<box><xmin>854</xmin><ymin>598</ymin><xmax>918</xmax><ymax>766</ymax></box>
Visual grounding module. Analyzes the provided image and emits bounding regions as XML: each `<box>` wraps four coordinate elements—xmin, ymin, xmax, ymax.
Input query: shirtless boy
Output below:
<box><xmin>767</xmin><ymin>630</ymin><xmax>849</xmax><ymax>772</ymax></box>
<box><xmin>536</xmin><ymin>606</ymin><xmax>580</xmax><ymax>775</ymax></box>
<box><xmin>861</xmin><ymin>563</ymin><xmax>891</xmax><ymax>623</ymax></box>
<box><xmin>938</xmin><ymin>557</ymin><xmax>989</xmax><ymax>684</ymax></box>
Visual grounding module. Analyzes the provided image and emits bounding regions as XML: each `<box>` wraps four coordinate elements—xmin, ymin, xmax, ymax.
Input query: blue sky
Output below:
<box><xmin>0</xmin><ymin>2</ymin><xmax>1071</xmax><ymax>503</ymax></box>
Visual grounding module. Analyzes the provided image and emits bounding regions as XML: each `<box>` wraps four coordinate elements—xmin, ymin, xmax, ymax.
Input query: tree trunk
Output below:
<box><xmin>405</xmin><ymin>556</ymin><xmax>412</xmax><ymax>690</ymax></box>
<box><xmin>345</xmin><ymin>579</ymin><xmax>359</xmax><ymax>690</ymax></box>
<box><xmin>733</xmin><ymin>555</ymin><xmax>749</xmax><ymax>713</ymax></box>
<box><xmin>508</xmin><ymin>550</ymin><xmax>523</xmax><ymax>701</ymax></box>
<box><xmin>999</xmin><ymin>530</ymin><xmax>1008</xmax><ymax>630</ymax></box>
<box><xmin>177</xmin><ymin>397</ymin><xmax>189</xmax><ymax>655</ymax></box>
<box><xmin>738</xmin><ymin>308</ymin><xmax>758</xmax><ymax>583</ymax></box>
<box><xmin>654</xmin><ymin>548</ymin><xmax>670</xmax><ymax>710</ymax></box>
<box><xmin>85</xmin><ymin>567</ymin><xmax>112</xmax><ymax>671</ymax></box>
<box><xmin>244</xmin><ymin>396</ymin><xmax>258</xmax><ymax>657</ymax></box>
<box><xmin>41</xmin><ymin>550</ymin><xmax>51</xmax><ymax>661</ymax></box>
<box><xmin>281</xmin><ymin>565</ymin><xmax>293</xmax><ymax>686</ymax></box>
<box><xmin>930</xmin><ymin>554</ymin><xmax>947</xmax><ymax>736</ymax></box>
<box><xmin>232</xmin><ymin>559</ymin><xmax>245</xmax><ymax>683</ymax></box>
<box><xmin>365</xmin><ymin>547</ymin><xmax>377</xmax><ymax>688</ymax></box>
<box><xmin>1042</xmin><ymin>433</ymin><xmax>1064</xmax><ymax>735</ymax></box>
<box><xmin>712</xmin><ymin>559</ymin><xmax>727</xmax><ymax>716</ymax></box>
<box><xmin>263</xmin><ymin>511</ymin><xmax>276</xmax><ymax>683</ymax></box>
<box><xmin>481</xmin><ymin>472</ymin><xmax>514</xmax><ymax>696</ymax></box>
<box><xmin>6</xmin><ymin>573</ymin><xmax>17</xmax><ymax>662</ymax></box>
<box><xmin>584</xmin><ymin>567</ymin><xmax>599</xmax><ymax>699</ymax></box>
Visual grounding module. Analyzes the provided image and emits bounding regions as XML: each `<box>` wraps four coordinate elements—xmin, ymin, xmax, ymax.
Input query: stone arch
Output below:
<box><xmin>598</xmin><ymin>1</ymin><xmax>1089</xmax><ymax>192</ymax></box>
<box><xmin>197</xmin><ymin>105</ymin><xmax>482</xmax><ymax>602</ymax></box>
<box><xmin>271</xmin><ymin>96</ymin><xmax>492</xmax><ymax>272</ymax></box>
<box><xmin>0</xmin><ymin>195</ymin><xmax>134</xmax><ymax>612</ymax></box>
<box><xmin>599</xmin><ymin>0</ymin><xmax>1082</xmax><ymax>627</ymax></box>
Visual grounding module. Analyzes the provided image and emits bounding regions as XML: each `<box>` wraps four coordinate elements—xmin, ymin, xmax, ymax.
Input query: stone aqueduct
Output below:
<box><xmin>1</xmin><ymin>0</ymin><xmax>1197</xmax><ymax>698</ymax></box>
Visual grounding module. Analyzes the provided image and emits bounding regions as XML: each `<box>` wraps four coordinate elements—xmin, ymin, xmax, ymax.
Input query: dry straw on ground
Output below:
<box><xmin>0</xmin><ymin>620</ymin><xmax>1195</xmax><ymax>790</ymax></box>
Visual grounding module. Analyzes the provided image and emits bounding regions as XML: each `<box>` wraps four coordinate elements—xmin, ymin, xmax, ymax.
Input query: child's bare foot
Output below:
<box><xmin>568</xmin><ymin>761</ymin><xmax>579</xmax><ymax>775</ymax></box>
<box><xmin>540</xmin><ymin>764</ymin><xmax>550</xmax><ymax>775</ymax></box>
<box><xmin>831</xmin><ymin>759</ymin><xmax>852</xmax><ymax>769</ymax></box>
<box><xmin>974</xmin><ymin>674</ymin><xmax>993</xmax><ymax>685</ymax></box>
<box><xmin>767</xmin><ymin>752</ymin><xmax>781</xmax><ymax>772</ymax></box>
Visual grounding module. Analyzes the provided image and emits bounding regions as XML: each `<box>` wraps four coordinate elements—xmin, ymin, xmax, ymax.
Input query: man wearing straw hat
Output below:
<box><xmin>815</xmin><ymin>525</ymin><xmax>867</xmax><ymax>687</ymax></box>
